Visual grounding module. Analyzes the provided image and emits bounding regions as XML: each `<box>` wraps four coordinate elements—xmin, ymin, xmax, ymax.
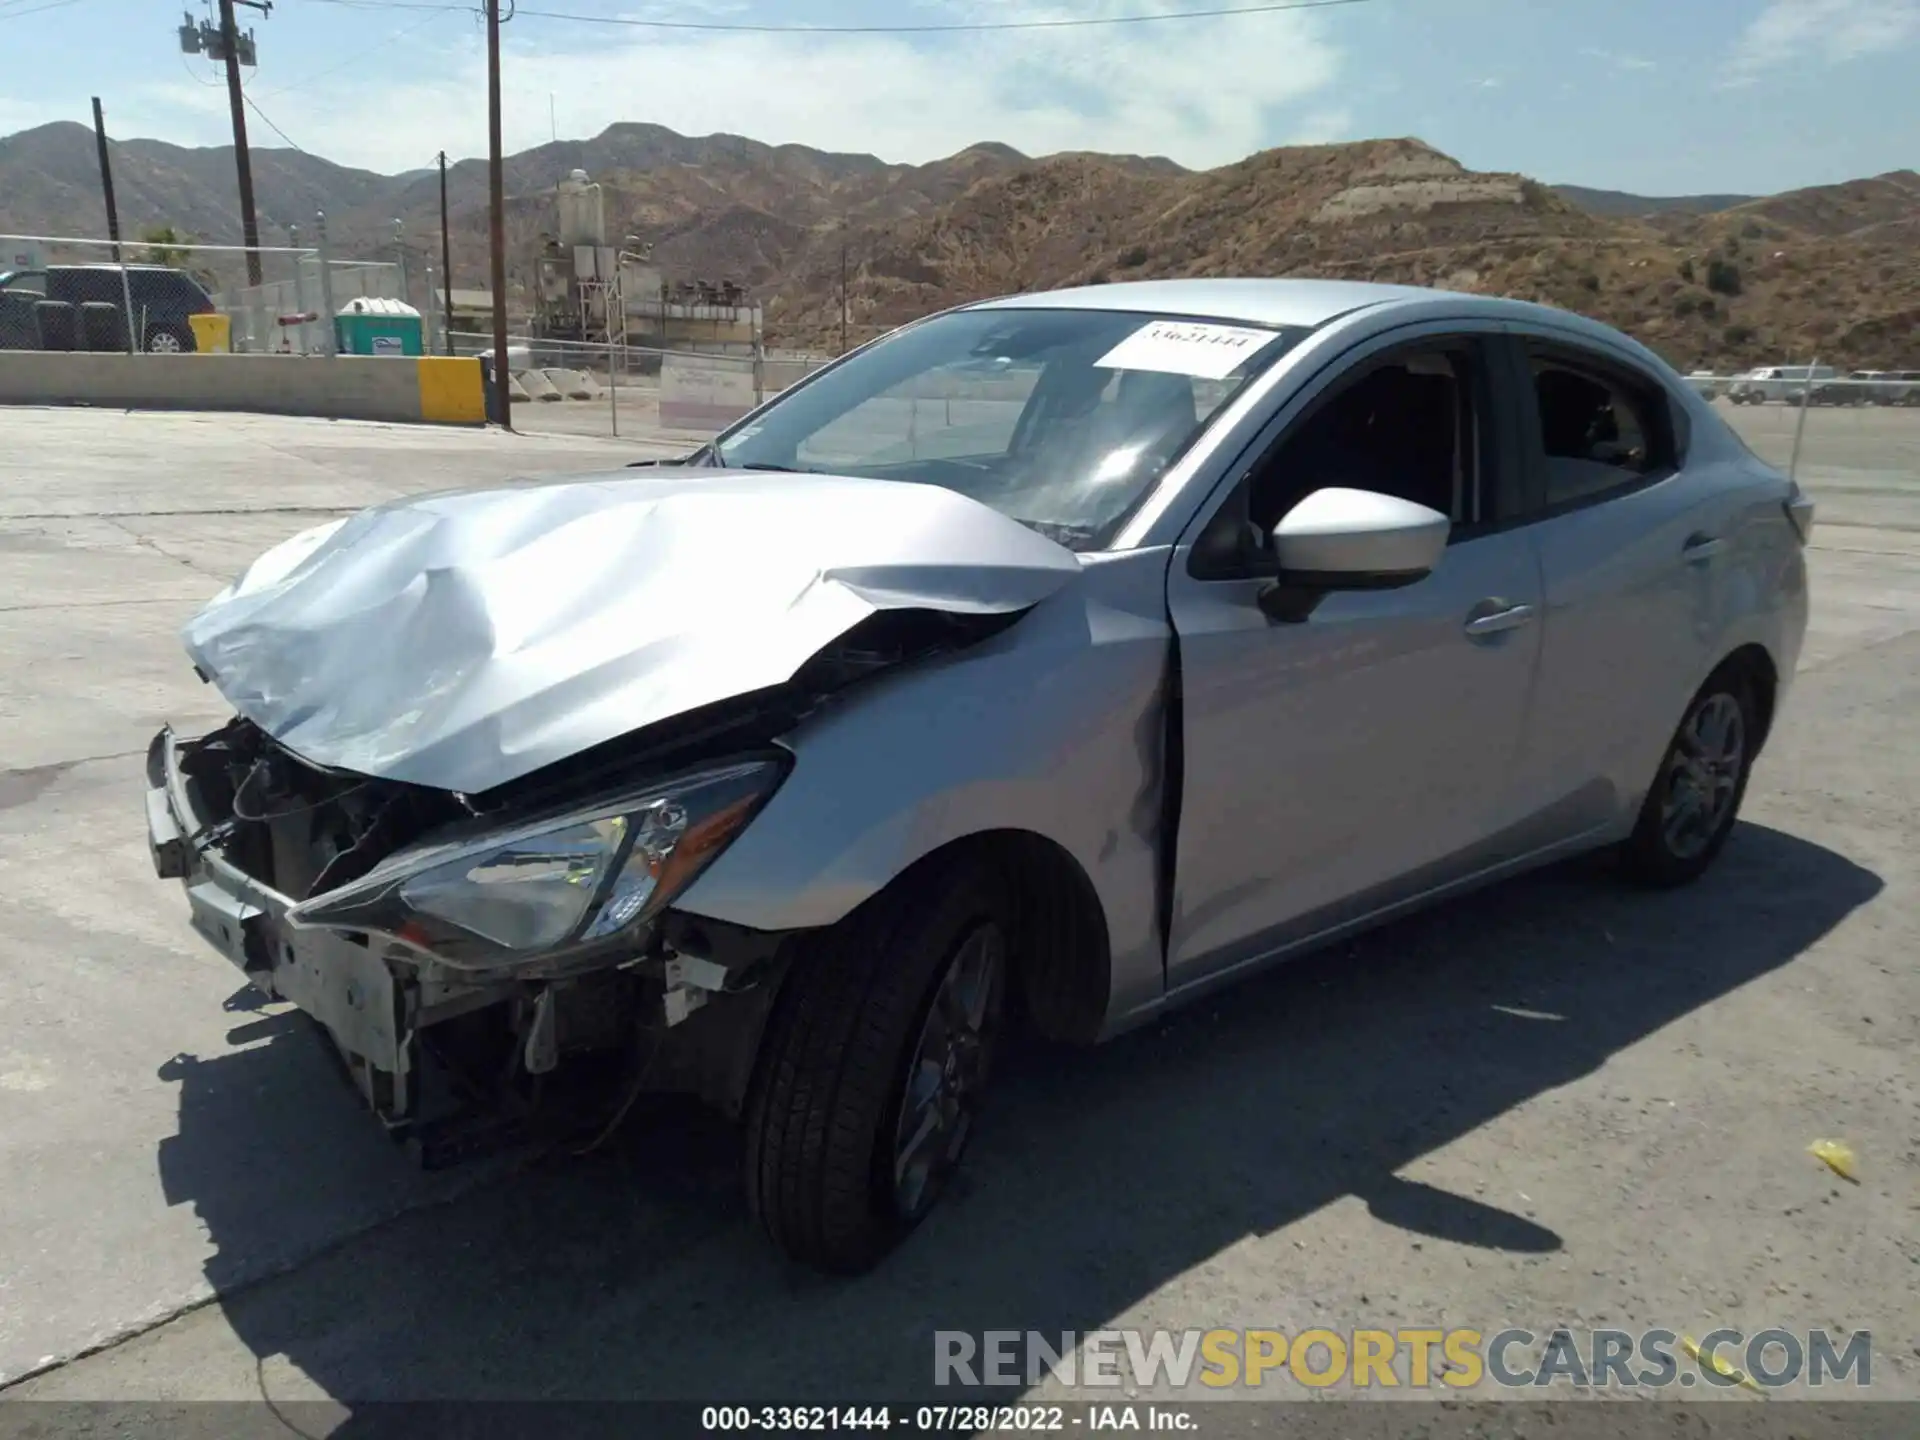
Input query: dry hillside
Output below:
<box><xmin>2</xmin><ymin>120</ymin><xmax>1913</xmax><ymax>370</ymax></box>
<box><xmin>770</xmin><ymin>140</ymin><xmax>1920</xmax><ymax>372</ymax></box>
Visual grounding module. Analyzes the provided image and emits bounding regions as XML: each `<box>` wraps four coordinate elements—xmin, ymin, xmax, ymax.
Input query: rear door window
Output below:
<box><xmin>1524</xmin><ymin>349</ymin><xmax>1677</xmax><ymax>510</ymax></box>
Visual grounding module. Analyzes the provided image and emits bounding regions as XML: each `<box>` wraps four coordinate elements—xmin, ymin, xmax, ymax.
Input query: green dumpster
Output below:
<box><xmin>334</xmin><ymin>297</ymin><xmax>424</xmax><ymax>357</ymax></box>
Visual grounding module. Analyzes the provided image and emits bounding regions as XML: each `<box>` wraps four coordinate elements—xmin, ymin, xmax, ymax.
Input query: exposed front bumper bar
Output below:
<box><xmin>144</xmin><ymin>726</ymin><xmax>411</xmax><ymax>1085</ymax></box>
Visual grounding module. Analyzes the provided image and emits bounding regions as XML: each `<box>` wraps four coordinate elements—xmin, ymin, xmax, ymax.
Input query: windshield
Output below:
<box><xmin>708</xmin><ymin>307</ymin><xmax>1305</xmax><ymax>550</ymax></box>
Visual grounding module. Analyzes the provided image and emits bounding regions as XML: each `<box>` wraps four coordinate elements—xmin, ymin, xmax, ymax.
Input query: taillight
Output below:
<box><xmin>1784</xmin><ymin>482</ymin><xmax>1815</xmax><ymax>544</ymax></box>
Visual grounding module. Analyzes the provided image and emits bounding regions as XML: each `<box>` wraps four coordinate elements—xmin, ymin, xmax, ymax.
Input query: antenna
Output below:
<box><xmin>1787</xmin><ymin>355</ymin><xmax>1818</xmax><ymax>486</ymax></box>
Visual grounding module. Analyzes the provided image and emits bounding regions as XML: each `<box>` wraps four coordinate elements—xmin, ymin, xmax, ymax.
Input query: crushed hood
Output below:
<box><xmin>182</xmin><ymin>469</ymin><xmax>1081</xmax><ymax>793</ymax></box>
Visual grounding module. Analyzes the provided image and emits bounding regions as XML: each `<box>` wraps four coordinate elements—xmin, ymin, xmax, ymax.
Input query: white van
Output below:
<box><xmin>1727</xmin><ymin>364</ymin><xmax>1839</xmax><ymax>404</ymax></box>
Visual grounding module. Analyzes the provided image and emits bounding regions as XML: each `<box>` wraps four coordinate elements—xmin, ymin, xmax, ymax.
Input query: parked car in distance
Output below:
<box><xmin>1861</xmin><ymin>369</ymin><xmax>1920</xmax><ymax>406</ymax></box>
<box><xmin>0</xmin><ymin>263</ymin><xmax>215</xmax><ymax>351</ymax></box>
<box><xmin>146</xmin><ymin>278</ymin><xmax>1814</xmax><ymax>1273</ymax></box>
<box><xmin>1727</xmin><ymin>364</ymin><xmax>1839</xmax><ymax>404</ymax></box>
<box><xmin>0</xmin><ymin>268</ymin><xmax>46</xmax><ymax>348</ymax></box>
<box><xmin>1808</xmin><ymin>374</ymin><xmax>1865</xmax><ymax>406</ymax></box>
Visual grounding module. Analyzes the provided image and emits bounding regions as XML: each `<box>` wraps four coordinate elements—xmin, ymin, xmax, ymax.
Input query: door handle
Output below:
<box><xmin>1464</xmin><ymin>602</ymin><xmax>1536</xmax><ymax>637</ymax></box>
<box><xmin>1682</xmin><ymin>534</ymin><xmax>1728</xmax><ymax>563</ymax></box>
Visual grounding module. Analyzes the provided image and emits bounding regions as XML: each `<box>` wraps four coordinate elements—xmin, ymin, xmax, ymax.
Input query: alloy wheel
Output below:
<box><xmin>891</xmin><ymin>921</ymin><xmax>1005</xmax><ymax>1221</ymax></box>
<box><xmin>1658</xmin><ymin>691</ymin><xmax>1745</xmax><ymax>861</ymax></box>
<box><xmin>148</xmin><ymin>330</ymin><xmax>183</xmax><ymax>353</ymax></box>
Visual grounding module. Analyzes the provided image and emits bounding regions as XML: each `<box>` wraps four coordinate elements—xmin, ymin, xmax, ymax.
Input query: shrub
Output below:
<box><xmin>1705</xmin><ymin>258</ymin><xmax>1743</xmax><ymax>296</ymax></box>
<box><xmin>1678</xmin><ymin>257</ymin><xmax>1695</xmax><ymax>283</ymax></box>
<box><xmin>1724</xmin><ymin>324</ymin><xmax>1755</xmax><ymax>346</ymax></box>
<box><xmin>1117</xmin><ymin>244</ymin><xmax>1149</xmax><ymax>269</ymax></box>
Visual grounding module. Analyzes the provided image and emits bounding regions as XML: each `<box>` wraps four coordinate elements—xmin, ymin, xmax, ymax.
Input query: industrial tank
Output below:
<box><xmin>556</xmin><ymin>169</ymin><xmax>606</xmax><ymax>248</ymax></box>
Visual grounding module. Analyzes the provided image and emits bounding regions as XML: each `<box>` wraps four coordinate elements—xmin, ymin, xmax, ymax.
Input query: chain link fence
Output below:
<box><xmin>443</xmin><ymin>329</ymin><xmax>833</xmax><ymax>438</ymax></box>
<box><xmin>3</xmin><ymin>237</ymin><xmax>1910</xmax><ymax>483</ymax></box>
<box><xmin>2</xmin><ymin>233</ymin><xmax>432</xmax><ymax>357</ymax></box>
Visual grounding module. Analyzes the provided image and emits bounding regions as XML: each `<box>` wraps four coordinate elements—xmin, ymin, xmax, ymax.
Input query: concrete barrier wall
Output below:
<box><xmin>762</xmin><ymin>359</ymin><xmax>826</xmax><ymax>392</ymax></box>
<box><xmin>0</xmin><ymin>352</ymin><xmax>486</xmax><ymax>427</ymax></box>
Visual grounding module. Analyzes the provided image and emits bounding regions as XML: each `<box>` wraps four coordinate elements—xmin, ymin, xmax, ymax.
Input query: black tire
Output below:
<box><xmin>147</xmin><ymin>324</ymin><xmax>194</xmax><ymax>354</ymax></box>
<box><xmin>743</xmin><ymin>856</ymin><xmax>1010</xmax><ymax>1273</ymax></box>
<box><xmin>1620</xmin><ymin>667</ymin><xmax>1757</xmax><ymax>888</ymax></box>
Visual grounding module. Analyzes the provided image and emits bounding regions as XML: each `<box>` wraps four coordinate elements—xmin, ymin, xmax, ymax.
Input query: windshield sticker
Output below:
<box><xmin>1095</xmin><ymin>319</ymin><xmax>1280</xmax><ymax>380</ymax></box>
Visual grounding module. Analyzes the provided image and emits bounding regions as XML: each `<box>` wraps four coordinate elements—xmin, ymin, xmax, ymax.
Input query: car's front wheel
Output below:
<box><xmin>743</xmin><ymin>855</ymin><xmax>1009</xmax><ymax>1273</ymax></box>
<box><xmin>1621</xmin><ymin>668</ymin><xmax>1757</xmax><ymax>887</ymax></box>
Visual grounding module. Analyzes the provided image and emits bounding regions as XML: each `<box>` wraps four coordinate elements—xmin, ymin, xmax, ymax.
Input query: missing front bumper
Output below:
<box><xmin>146</xmin><ymin>725</ymin><xmax>794</xmax><ymax>1163</ymax></box>
<box><xmin>147</xmin><ymin>725</ymin><xmax>418</xmax><ymax>1121</ymax></box>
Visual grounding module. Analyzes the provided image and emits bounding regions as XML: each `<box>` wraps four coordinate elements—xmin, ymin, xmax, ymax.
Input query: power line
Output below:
<box><xmin>179</xmin><ymin>50</ymin><xmax>227</xmax><ymax>86</ymax></box>
<box><xmin>296</xmin><ymin>0</ymin><xmax>1382</xmax><ymax>33</ymax></box>
<box><xmin>255</xmin><ymin>8</ymin><xmax>448</xmax><ymax>98</ymax></box>
<box><xmin>0</xmin><ymin>0</ymin><xmax>86</xmax><ymax>19</ymax></box>
<box><xmin>243</xmin><ymin>91</ymin><xmax>306</xmax><ymax>151</ymax></box>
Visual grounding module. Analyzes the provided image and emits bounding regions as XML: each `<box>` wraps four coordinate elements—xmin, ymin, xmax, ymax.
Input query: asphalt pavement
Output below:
<box><xmin>0</xmin><ymin>403</ymin><xmax>1914</xmax><ymax>1416</ymax></box>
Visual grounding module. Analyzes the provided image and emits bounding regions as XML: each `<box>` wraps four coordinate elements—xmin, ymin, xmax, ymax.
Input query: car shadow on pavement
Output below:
<box><xmin>150</xmin><ymin>820</ymin><xmax>1880</xmax><ymax>1413</ymax></box>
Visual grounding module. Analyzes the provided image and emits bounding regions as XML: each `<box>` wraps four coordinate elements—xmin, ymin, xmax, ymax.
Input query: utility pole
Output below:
<box><xmin>92</xmin><ymin>97</ymin><xmax>136</xmax><ymax>353</ymax></box>
<box><xmin>392</xmin><ymin>217</ymin><xmax>408</xmax><ymax>308</ymax></box>
<box><xmin>438</xmin><ymin>151</ymin><xmax>455</xmax><ymax>355</ymax></box>
<box><xmin>90</xmin><ymin>98</ymin><xmax>123</xmax><ymax>263</ymax></box>
<box><xmin>219</xmin><ymin>0</ymin><xmax>266</xmax><ymax>285</ymax></box>
<box><xmin>838</xmin><ymin>223</ymin><xmax>849</xmax><ymax>355</ymax></box>
<box><xmin>485</xmin><ymin>0</ymin><xmax>511</xmax><ymax>426</ymax></box>
<box><xmin>180</xmin><ymin>1</ymin><xmax>270</xmax><ymax>287</ymax></box>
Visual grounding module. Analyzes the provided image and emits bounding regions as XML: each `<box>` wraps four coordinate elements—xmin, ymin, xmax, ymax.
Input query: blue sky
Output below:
<box><xmin>2</xmin><ymin>0</ymin><xmax>1915</xmax><ymax>194</ymax></box>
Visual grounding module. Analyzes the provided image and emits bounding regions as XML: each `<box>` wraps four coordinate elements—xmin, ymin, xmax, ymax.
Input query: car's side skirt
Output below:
<box><xmin>1103</xmin><ymin>815</ymin><xmax>1625</xmax><ymax>1037</ymax></box>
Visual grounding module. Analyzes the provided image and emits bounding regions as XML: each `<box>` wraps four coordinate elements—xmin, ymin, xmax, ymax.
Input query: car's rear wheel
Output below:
<box><xmin>1621</xmin><ymin>669</ymin><xmax>1756</xmax><ymax>887</ymax></box>
<box><xmin>146</xmin><ymin>326</ymin><xmax>188</xmax><ymax>353</ymax></box>
<box><xmin>743</xmin><ymin>856</ymin><xmax>1009</xmax><ymax>1273</ymax></box>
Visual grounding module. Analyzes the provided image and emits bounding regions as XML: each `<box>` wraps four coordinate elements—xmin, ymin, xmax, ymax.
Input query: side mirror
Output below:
<box><xmin>1257</xmin><ymin>487</ymin><xmax>1450</xmax><ymax>621</ymax></box>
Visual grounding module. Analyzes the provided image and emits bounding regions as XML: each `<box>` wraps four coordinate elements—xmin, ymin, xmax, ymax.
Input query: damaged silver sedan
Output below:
<box><xmin>147</xmin><ymin>279</ymin><xmax>1811</xmax><ymax>1271</ymax></box>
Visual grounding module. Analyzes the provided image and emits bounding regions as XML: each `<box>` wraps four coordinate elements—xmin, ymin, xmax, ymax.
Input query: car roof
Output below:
<box><xmin>969</xmin><ymin>277</ymin><xmax>1470</xmax><ymax>330</ymax></box>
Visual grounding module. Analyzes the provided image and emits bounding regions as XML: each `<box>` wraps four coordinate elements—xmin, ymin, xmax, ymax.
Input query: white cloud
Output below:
<box><xmin>91</xmin><ymin>0</ymin><xmax>1344</xmax><ymax>174</ymax></box>
<box><xmin>1725</xmin><ymin>0</ymin><xmax>1920</xmax><ymax>81</ymax></box>
<box><xmin>1580</xmin><ymin>46</ymin><xmax>1657</xmax><ymax>72</ymax></box>
<box><xmin>1286</xmin><ymin>108</ymin><xmax>1355</xmax><ymax>144</ymax></box>
<box><xmin>135</xmin><ymin>79</ymin><xmax>240</xmax><ymax>121</ymax></box>
<box><xmin>0</xmin><ymin>97</ymin><xmax>49</xmax><ymax>135</ymax></box>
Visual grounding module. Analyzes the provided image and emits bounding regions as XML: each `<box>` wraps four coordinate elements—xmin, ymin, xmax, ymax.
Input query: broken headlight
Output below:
<box><xmin>286</xmin><ymin>758</ymin><xmax>783</xmax><ymax>964</ymax></box>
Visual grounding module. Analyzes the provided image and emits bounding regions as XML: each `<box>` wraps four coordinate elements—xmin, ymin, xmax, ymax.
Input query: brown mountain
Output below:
<box><xmin>1550</xmin><ymin>185</ymin><xmax>1755</xmax><ymax>219</ymax></box>
<box><xmin>2</xmin><ymin>120</ymin><xmax>1913</xmax><ymax>371</ymax></box>
<box><xmin>778</xmin><ymin>142</ymin><xmax>1920</xmax><ymax>371</ymax></box>
<box><xmin>1722</xmin><ymin>169</ymin><xmax>1920</xmax><ymax>241</ymax></box>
